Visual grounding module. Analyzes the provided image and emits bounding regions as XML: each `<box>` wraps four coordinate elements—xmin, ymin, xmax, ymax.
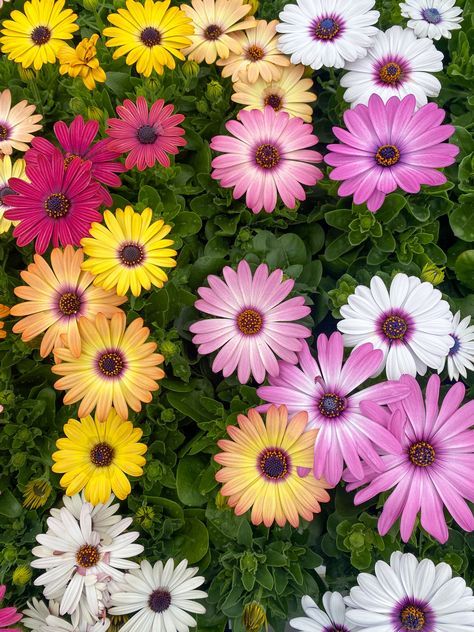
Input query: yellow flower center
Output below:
<box><xmin>237</xmin><ymin>309</ymin><xmax>263</xmax><ymax>335</ymax></box>
<box><xmin>400</xmin><ymin>605</ymin><xmax>426</xmax><ymax>630</ymax></box>
<box><xmin>204</xmin><ymin>24</ymin><xmax>223</xmax><ymax>40</ymax></box>
<box><xmin>76</xmin><ymin>544</ymin><xmax>100</xmax><ymax>568</ymax></box>
<box><xmin>255</xmin><ymin>143</ymin><xmax>280</xmax><ymax>169</ymax></box>
<box><xmin>246</xmin><ymin>45</ymin><xmax>265</xmax><ymax>61</ymax></box>
<box><xmin>90</xmin><ymin>442</ymin><xmax>115</xmax><ymax>467</ymax></box>
<box><xmin>58</xmin><ymin>292</ymin><xmax>81</xmax><ymax>316</ymax></box>
<box><xmin>31</xmin><ymin>25</ymin><xmax>51</xmax><ymax>45</ymax></box>
<box><xmin>44</xmin><ymin>193</ymin><xmax>70</xmax><ymax>218</ymax></box>
<box><xmin>379</xmin><ymin>62</ymin><xmax>403</xmax><ymax>84</ymax></box>
<box><xmin>376</xmin><ymin>145</ymin><xmax>401</xmax><ymax>167</ymax></box>
<box><xmin>97</xmin><ymin>351</ymin><xmax>125</xmax><ymax>377</ymax></box>
<box><xmin>119</xmin><ymin>242</ymin><xmax>145</xmax><ymax>267</ymax></box>
<box><xmin>264</xmin><ymin>94</ymin><xmax>283</xmax><ymax>111</ymax></box>
<box><xmin>140</xmin><ymin>27</ymin><xmax>162</xmax><ymax>47</ymax></box>
<box><xmin>259</xmin><ymin>449</ymin><xmax>289</xmax><ymax>480</ymax></box>
<box><xmin>409</xmin><ymin>441</ymin><xmax>436</xmax><ymax>467</ymax></box>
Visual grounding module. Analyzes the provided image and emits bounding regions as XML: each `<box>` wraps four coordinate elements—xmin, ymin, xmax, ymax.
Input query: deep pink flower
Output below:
<box><xmin>210</xmin><ymin>106</ymin><xmax>323</xmax><ymax>214</ymax></box>
<box><xmin>4</xmin><ymin>150</ymin><xmax>103</xmax><ymax>254</ymax></box>
<box><xmin>25</xmin><ymin>115</ymin><xmax>126</xmax><ymax>206</ymax></box>
<box><xmin>0</xmin><ymin>584</ymin><xmax>22</xmax><ymax>631</ymax></box>
<box><xmin>190</xmin><ymin>260</ymin><xmax>311</xmax><ymax>384</ymax></box>
<box><xmin>106</xmin><ymin>97</ymin><xmax>186</xmax><ymax>171</ymax></box>
<box><xmin>324</xmin><ymin>93</ymin><xmax>459</xmax><ymax>212</ymax></box>
<box><xmin>344</xmin><ymin>374</ymin><xmax>474</xmax><ymax>544</ymax></box>
<box><xmin>257</xmin><ymin>332</ymin><xmax>410</xmax><ymax>485</ymax></box>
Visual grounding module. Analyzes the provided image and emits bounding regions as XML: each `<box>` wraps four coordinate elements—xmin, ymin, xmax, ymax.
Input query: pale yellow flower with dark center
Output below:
<box><xmin>58</xmin><ymin>33</ymin><xmax>106</xmax><ymax>90</ymax></box>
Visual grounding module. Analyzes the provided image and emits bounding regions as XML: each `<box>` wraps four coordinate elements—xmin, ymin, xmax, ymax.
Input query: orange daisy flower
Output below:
<box><xmin>0</xmin><ymin>304</ymin><xmax>9</xmax><ymax>339</ymax></box>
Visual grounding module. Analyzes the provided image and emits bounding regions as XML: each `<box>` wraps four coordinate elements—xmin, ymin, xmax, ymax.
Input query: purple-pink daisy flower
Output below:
<box><xmin>257</xmin><ymin>332</ymin><xmax>410</xmax><ymax>486</ymax></box>
<box><xmin>190</xmin><ymin>260</ymin><xmax>311</xmax><ymax>384</ymax></box>
<box><xmin>25</xmin><ymin>115</ymin><xmax>126</xmax><ymax>207</ymax></box>
<box><xmin>0</xmin><ymin>584</ymin><xmax>22</xmax><ymax>631</ymax></box>
<box><xmin>4</xmin><ymin>150</ymin><xmax>103</xmax><ymax>255</ymax></box>
<box><xmin>324</xmin><ymin>93</ymin><xmax>459</xmax><ymax>212</ymax></box>
<box><xmin>106</xmin><ymin>96</ymin><xmax>186</xmax><ymax>171</ymax></box>
<box><xmin>210</xmin><ymin>106</ymin><xmax>323</xmax><ymax>214</ymax></box>
<box><xmin>344</xmin><ymin>374</ymin><xmax>474</xmax><ymax>544</ymax></box>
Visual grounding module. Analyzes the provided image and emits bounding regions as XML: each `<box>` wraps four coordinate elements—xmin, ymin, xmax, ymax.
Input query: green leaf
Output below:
<box><xmin>172</xmin><ymin>212</ymin><xmax>202</xmax><ymax>237</ymax></box>
<box><xmin>236</xmin><ymin>520</ymin><xmax>253</xmax><ymax>547</ymax></box>
<box><xmin>325</xmin><ymin>209</ymin><xmax>353</xmax><ymax>230</ymax></box>
<box><xmin>455</xmin><ymin>250</ymin><xmax>474</xmax><ymax>290</ymax></box>
<box><xmin>241</xmin><ymin>569</ymin><xmax>256</xmax><ymax>591</ymax></box>
<box><xmin>166</xmin><ymin>392</ymin><xmax>209</xmax><ymax>424</ymax></box>
<box><xmin>168</xmin><ymin>518</ymin><xmax>209</xmax><ymax>563</ymax></box>
<box><xmin>325</xmin><ymin>234</ymin><xmax>353</xmax><ymax>261</ymax></box>
<box><xmin>0</xmin><ymin>490</ymin><xmax>22</xmax><ymax>518</ymax></box>
<box><xmin>450</xmin><ymin>204</ymin><xmax>474</xmax><ymax>242</ymax></box>
<box><xmin>176</xmin><ymin>455</ymin><xmax>209</xmax><ymax>506</ymax></box>
<box><xmin>255</xmin><ymin>565</ymin><xmax>274</xmax><ymax>590</ymax></box>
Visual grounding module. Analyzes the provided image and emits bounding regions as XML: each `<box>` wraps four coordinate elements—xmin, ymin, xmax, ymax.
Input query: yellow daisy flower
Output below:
<box><xmin>0</xmin><ymin>304</ymin><xmax>9</xmax><ymax>340</ymax></box>
<box><xmin>52</xmin><ymin>409</ymin><xmax>147</xmax><ymax>505</ymax></box>
<box><xmin>23</xmin><ymin>478</ymin><xmax>52</xmax><ymax>509</ymax></box>
<box><xmin>58</xmin><ymin>34</ymin><xmax>106</xmax><ymax>90</ymax></box>
<box><xmin>81</xmin><ymin>206</ymin><xmax>177</xmax><ymax>298</ymax></box>
<box><xmin>1</xmin><ymin>0</ymin><xmax>79</xmax><ymax>71</ymax></box>
<box><xmin>181</xmin><ymin>0</ymin><xmax>256</xmax><ymax>64</ymax></box>
<box><xmin>103</xmin><ymin>0</ymin><xmax>194</xmax><ymax>77</ymax></box>
<box><xmin>215</xmin><ymin>405</ymin><xmax>331</xmax><ymax>528</ymax></box>
<box><xmin>52</xmin><ymin>311</ymin><xmax>165</xmax><ymax>422</ymax></box>
<box><xmin>232</xmin><ymin>64</ymin><xmax>317</xmax><ymax>123</ymax></box>
<box><xmin>217</xmin><ymin>19</ymin><xmax>290</xmax><ymax>83</ymax></box>
<box><xmin>0</xmin><ymin>156</ymin><xmax>29</xmax><ymax>233</ymax></box>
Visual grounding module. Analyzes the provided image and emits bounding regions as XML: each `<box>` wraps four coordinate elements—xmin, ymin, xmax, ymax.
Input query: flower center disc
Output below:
<box><xmin>76</xmin><ymin>544</ymin><xmax>100</xmax><ymax>568</ymax></box>
<box><xmin>376</xmin><ymin>144</ymin><xmax>400</xmax><ymax>167</ymax></box>
<box><xmin>382</xmin><ymin>315</ymin><xmax>407</xmax><ymax>340</ymax></box>
<box><xmin>400</xmin><ymin>605</ymin><xmax>426</xmax><ymax>630</ymax></box>
<box><xmin>237</xmin><ymin>308</ymin><xmax>263</xmax><ymax>335</ymax></box>
<box><xmin>45</xmin><ymin>193</ymin><xmax>71</xmax><ymax>218</ymax></box>
<box><xmin>319</xmin><ymin>393</ymin><xmax>346</xmax><ymax>418</ymax></box>
<box><xmin>449</xmin><ymin>334</ymin><xmax>461</xmax><ymax>355</ymax></box>
<box><xmin>64</xmin><ymin>154</ymin><xmax>81</xmax><ymax>169</ymax></box>
<box><xmin>264</xmin><ymin>94</ymin><xmax>283</xmax><ymax>111</ymax></box>
<box><xmin>140</xmin><ymin>27</ymin><xmax>162</xmax><ymax>47</ymax></box>
<box><xmin>90</xmin><ymin>442</ymin><xmax>115</xmax><ymax>467</ymax></box>
<box><xmin>137</xmin><ymin>124</ymin><xmax>158</xmax><ymax>144</ymax></box>
<box><xmin>379</xmin><ymin>61</ymin><xmax>403</xmax><ymax>84</ymax></box>
<box><xmin>98</xmin><ymin>351</ymin><xmax>125</xmax><ymax>377</ymax></box>
<box><xmin>247</xmin><ymin>45</ymin><xmax>265</xmax><ymax>61</ymax></box>
<box><xmin>58</xmin><ymin>292</ymin><xmax>81</xmax><ymax>316</ymax></box>
<box><xmin>422</xmin><ymin>7</ymin><xmax>442</xmax><ymax>24</ymax></box>
<box><xmin>204</xmin><ymin>24</ymin><xmax>223</xmax><ymax>40</ymax></box>
<box><xmin>0</xmin><ymin>125</ymin><xmax>9</xmax><ymax>141</ymax></box>
<box><xmin>0</xmin><ymin>186</ymin><xmax>14</xmax><ymax>203</ymax></box>
<box><xmin>149</xmin><ymin>589</ymin><xmax>172</xmax><ymax>613</ymax></box>
<box><xmin>255</xmin><ymin>143</ymin><xmax>280</xmax><ymax>169</ymax></box>
<box><xmin>259</xmin><ymin>449</ymin><xmax>289</xmax><ymax>480</ymax></box>
<box><xmin>313</xmin><ymin>17</ymin><xmax>340</xmax><ymax>40</ymax></box>
<box><xmin>120</xmin><ymin>242</ymin><xmax>145</xmax><ymax>267</ymax></box>
<box><xmin>409</xmin><ymin>441</ymin><xmax>435</xmax><ymax>467</ymax></box>
<box><xmin>31</xmin><ymin>25</ymin><xmax>51</xmax><ymax>45</ymax></box>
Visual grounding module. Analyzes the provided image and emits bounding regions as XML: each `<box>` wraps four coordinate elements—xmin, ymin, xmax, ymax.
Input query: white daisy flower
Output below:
<box><xmin>22</xmin><ymin>598</ymin><xmax>59</xmax><ymax>630</ymax></box>
<box><xmin>45</xmin><ymin>615</ymin><xmax>110</xmax><ymax>631</ymax></box>
<box><xmin>290</xmin><ymin>592</ymin><xmax>359</xmax><ymax>632</ymax></box>
<box><xmin>438</xmin><ymin>310</ymin><xmax>474</xmax><ymax>380</ymax></box>
<box><xmin>400</xmin><ymin>0</ymin><xmax>463</xmax><ymax>39</ymax></box>
<box><xmin>345</xmin><ymin>551</ymin><xmax>474</xmax><ymax>631</ymax></box>
<box><xmin>31</xmin><ymin>502</ymin><xmax>143</xmax><ymax>622</ymax></box>
<box><xmin>337</xmin><ymin>273</ymin><xmax>454</xmax><ymax>380</ymax></box>
<box><xmin>275</xmin><ymin>0</ymin><xmax>380</xmax><ymax>70</ymax></box>
<box><xmin>109</xmin><ymin>559</ymin><xmax>207</xmax><ymax>632</ymax></box>
<box><xmin>341</xmin><ymin>25</ymin><xmax>443</xmax><ymax>108</ymax></box>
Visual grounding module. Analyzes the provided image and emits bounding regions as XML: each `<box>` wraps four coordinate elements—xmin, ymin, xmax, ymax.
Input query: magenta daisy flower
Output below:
<box><xmin>0</xmin><ymin>584</ymin><xmax>22</xmax><ymax>631</ymax></box>
<box><xmin>324</xmin><ymin>93</ymin><xmax>459</xmax><ymax>212</ymax></box>
<box><xmin>257</xmin><ymin>332</ymin><xmax>410</xmax><ymax>486</ymax></box>
<box><xmin>4</xmin><ymin>150</ymin><xmax>103</xmax><ymax>254</ymax></box>
<box><xmin>106</xmin><ymin>97</ymin><xmax>186</xmax><ymax>171</ymax></box>
<box><xmin>25</xmin><ymin>115</ymin><xmax>126</xmax><ymax>206</ymax></box>
<box><xmin>189</xmin><ymin>260</ymin><xmax>311</xmax><ymax>384</ymax></box>
<box><xmin>210</xmin><ymin>106</ymin><xmax>323</xmax><ymax>214</ymax></box>
<box><xmin>344</xmin><ymin>374</ymin><xmax>474</xmax><ymax>544</ymax></box>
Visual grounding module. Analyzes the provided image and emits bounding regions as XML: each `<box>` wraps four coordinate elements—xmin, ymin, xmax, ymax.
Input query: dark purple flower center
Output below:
<box><xmin>0</xmin><ymin>124</ymin><xmax>9</xmax><ymax>141</ymax></box>
<box><xmin>45</xmin><ymin>193</ymin><xmax>71</xmax><ymax>218</ymax></box>
<box><xmin>97</xmin><ymin>351</ymin><xmax>125</xmax><ymax>378</ymax></box>
<box><xmin>237</xmin><ymin>308</ymin><xmax>263</xmax><ymax>335</ymax></box>
<box><xmin>259</xmin><ymin>448</ymin><xmax>289</xmax><ymax>480</ymax></box>
<box><xmin>149</xmin><ymin>589</ymin><xmax>172</xmax><ymax>613</ymax></box>
<box><xmin>137</xmin><ymin>124</ymin><xmax>158</xmax><ymax>145</ymax></box>
<box><xmin>119</xmin><ymin>242</ymin><xmax>144</xmax><ymax>267</ymax></box>
<box><xmin>409</xmin><ymin>441</ymin><xmax>436</xmax><ymax>467</ymax></box>
<box><xmin>400</xmin><ymin>604</ymin><xmax>426</xmax><ymax>630</ymax></box>
<box><xmin>255</xmin><ymin>143</ymin><xmax>280</xmax><ymax>169</ymax></box>
<box><xmin>76</xmin><ymin>544</ymin><xmax>100</xmax><ymax>568</ymax></box>
<box><xmin>58</xmin><ymin>292</ymin><xmax>81</xmax><ymax>316</ymax></box>
<box><xmin>382</xmin><ymin>315</ymin><xmax>407</xmax><ymax>340</ymax></box>
<box><xmin>449</xmin><ymin>334</ymin><xmax>461</xmax><ymax>355</ymax></box>
<box><xmin>90</xmin><ymin>442</ymin><xmax>115</xmax><ymax>467</ymax></box>
<box><xmin>31</xmin><ymin>25</ymin><xmax>51</xmax><ymax>45</ymax></box>
<box><xmin>0</xmin><ymin>186</ymin><xmax>14</xmax><ymax>203</ymax></box>
<box><xmin>313</xmin><ymin>17</ymin><xmax>340</xmax><ymax>40</ymax></box>
<box><xmin>319</xmin><ymin>393</ymin><xmax>346</xmax><ymax>418</ymax></box>
<box><xmin>422</xmin><ymin>7</ymin><xmax>442</xmax><ymax>24</ymax></box>
<box><xmin>264</xmin><ymin>94</ymin><xmax>283</xmax><ymax>111</ymax></box>
<box><xmin>379</xmin><ymin>61</ymin><xmax>403</xmax><ymax>84</ymax></box>
<box><xmin>246</xmin><ymin>45</ymin><xmax>265</xmax><ymax>61</ymax></box>
<box><xmin>323</xmin><ymin>626</ymin><xmax>350</xmax><ymax>632</ymax></box>
<box><xmin>204</xmin><ymin>24</ymin><xmax>223</xmax><ymax>40</ymax></box>
<box><xmin>376</xmin><ymin>144</ymin><xmax>401</xmax><ymax>167</ymax></box>
<box><xmin>140</xmin><ymin>27</ymin><xmax>162</xmax><ymax>47</ymax></box>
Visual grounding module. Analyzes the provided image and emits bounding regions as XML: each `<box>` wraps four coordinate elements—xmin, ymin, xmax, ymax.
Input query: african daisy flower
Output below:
<box><xmin>324</xmin><ymin>94</ymin><xmax>459</xmax><ymax>212</ymax></box>
<box><xmin>0</xmin><ymin>156</ymin><xmax>28</xmax><ymax>234</ymax></box>
<box><xmin>0</xmin><ymin>304</ymin><xmax>9</xmax><ymax>340</ymax></box>
<box><xmin>22</xmin><ymin>597</ymin><xmax>58</xmax><ymax>631</ymax></box>
<box><xmin>58</xmin><ymin>34</ymin><xmax>107</xmax><ymax>90</ymax></box>
<box><xmin>190</xmin><ymin>260</ymin><xmax>311</xmax><ymax>384</ymax></box>
<box><xmin>26</xmin><ymin>116</ymin><xmax>126</xmax><ymax>207</ymax></box>
<box><xmin>341</xmin><ymin>25</ymin><xmax>444</xmax><ymax>108</ymax></box>
<box><xmin>52</xmin><ymin>409</ymin><xmax>147</xmax><ymax>505</ymax></box>
<box><xmin>345</xmin><ymin>552</ymin><xmax>474</xmax><ymax>631</ymax></box>
<box><xmin>106</xmin><ymin>97</ymin><xmax>186</xmax><ymax>171</ymax></box>
<box><xmin>81</xmin><ymin>206</ymin><xmax>177</xmax><ymax>297</ymax></box>
<box><xmin>4</xmin><ymin>151</ymin><xmax>103</xmax><ymax>255</ymax></box>
<box><xmin>345</xmin><ymin>374</ymin><xmax>474</xmax><ymax>543</ymax></box>
<box><xmin>276</xmin><ymin>0</ymin><xmax>379</xmax><ymax>70</ymax></box>
<box><xmin>291</xmin><ymin>593</ymin><xmax>357</xmax><ymax>632</ymax></box>
<box><xmin>257</xmin><ymin>333</ymin><xmax>410</xmax><ymax>486</ymax></box>
<box><xmin>0</xmin><ymin>585</ymin><xmax>22</xmax><ymax>631</ymax></box>
<box><xmin>232</xmin><ymin>64</ymin><xmax>317</xmax><ymax>123</ymax></box>
<box><xmin>0</xmin><ymin>89</ymin><xmax>42</xmax><ymax>156</ymax></box>
<box><xmin>104</xmin><ymin>0</ymin><xmax>193</xmax><ymax>77</ymax></box>
<box><xmin>211</xmin><ymin>106</ymin><xmax>323</xmax><ymax>213</ymax></box>
<box><xmin>216</xmin><ymin>406</ymin><xmax>330</xmax><ymax>527</ymax></box>
<box><xmin>439</xmin><ymin>310</ymin><xmax>474</xmax><ymax>381</ymax></box>
<box><xmin>400</xmin><ymin>0</ymin><xmax>463</xmax><ymax>40</ymax></box>
<box><xmin>217</xmin><ymin>19</ymin><xmax>290</xmax><ymax>83</ymax></box>
<box><xmin>181</xmin><ymin>0</ymin><xmax>255</xmax><ymax>64</ymax></box>
<box><xmin>110</xmin><ymin>558</ymin><xmax>207</xmax><ymax>632</ymax></box>
<box><xmin>10</xmin><ymin>246</ymin><xmax>126</xmax><ymax>358</ymax></box>
<box><xmin>0</xmin><ymin>0</ymin><xmax>78</xmax><ymax>70</ymax></box>
<box><xmin>52</xmin><ymin>312</ymin><xmax>165</xmax><ymax>422</ymax></box>
<box><xmin>23</xmin><ymin>479</ymin><xmax>52</xmax><ymax>510</ymax></box>
<box><xmin>337</xmin><ymin>273</ymin><xmax>454</xmax><ymax>379</ymax></box>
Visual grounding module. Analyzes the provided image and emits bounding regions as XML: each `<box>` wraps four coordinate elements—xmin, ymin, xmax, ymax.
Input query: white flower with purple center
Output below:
<box><xmin>291</xmin><ymin>593</ymin><xmax>359</xmax><ymax>632</ymax></box>
<box><xmin>337</xmin><ymin>273</ymin><xmax>454</xmax><ymax>380</ymax></box>
<box><xmin>276</xmin><ymin>0</ymin><xmax>379</xmax><ymax>70</ymax></box>
<box><xmin>400</xmin><ymin>0</ymin><xmax>463</xmax><ymax>40</ymax></box>
<box><xmin>345</xmin><ymin>551</ymin><xmax>474</xmax><ymax>631</ymax></box>
<box><xmin>438</xmin><ymin>310</ymin><xmax>474</xmax><ymax>381</ymax></box>
<box><xmin>341</xmin><ymin>25</ymin><xmax>443</xmax><ymax>108</ymax></box>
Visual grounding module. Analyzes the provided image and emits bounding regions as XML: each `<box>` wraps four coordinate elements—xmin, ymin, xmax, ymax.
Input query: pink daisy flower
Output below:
<box><xmin>106</xmin><ymin>97</ymin><xmax>186</xmax><ymax>171</ymax></box>
<box><xmin>344</xmin><ymin>374</ymin><xmax>474</xmax><ymax>544</ymax></box>
<box><xmin>25</xmin><ymin>115</ymin><xmax>126</xmax><ymax>206</ymax></box>
<box><xmin>257</xmin><ymin>332</ymin><xmax>410</xmax><ymax>486</ymax></box>
<box><xmin>189</xmin><ymin>260</ymin><xmax>311</xmax><ymax>384</ymax></box>
<box><xmin>210</xmin><ymin>106</ymin><xmax>323</xmax><ymax>214</ymax></box>
<box><xmin>324</xmin><ymin>93</ymin><xmax>459</xmax><ymax>212</ymax></box>
<box><xmin>4</xmin><ymin>150</ymin><xmax>103</xmax><ymax>254</ymax></box>
<box><xmin>0</xmin><ymin>584</ymin><xmax>22</xmax><ymax>631</ymax></box>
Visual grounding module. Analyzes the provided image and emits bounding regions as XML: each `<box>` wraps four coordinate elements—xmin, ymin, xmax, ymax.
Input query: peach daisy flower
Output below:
<box><xmin>0</xmin><ymin>305</ymin><xmax>9</xmax><ymax>340</ymax></box>
<box><xmin>0</xmin><ymin>88</ymin><xmax>42</xmax><ymax>155</ymax></box>
<box><xmin>217</xmin><ymin>19</ymin><xmax>290</xmax><ymax>83</ymax></box>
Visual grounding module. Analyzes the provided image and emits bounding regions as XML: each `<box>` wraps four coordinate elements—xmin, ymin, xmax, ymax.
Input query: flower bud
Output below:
<box><xmin>82</xmin><ymin>0</ymin><xmax>98</xmax><ymax>10</ymax></box>
<box><xmin>206</xmin><ymin>80</ymin><xmax>224</xmax><ymax>101</ymax></box>
<box><xmin>421</xmin><ymin>262</ymin><xmax>445</xmax><ymax>286</ymax></box>
<box><xmin>243</xmin><ymin>0</ymin><xmax>259</xmax><ymax>15</ymax></box>
<box><xmin>243</xmin><ymin>601</ymin><xmax>267</xmax><ymax>632</ymax></box>
<box><xmin>12</xmin><ymin>564</ymin><xmax>33</xmax><ymax>586</ymax></box>
<box><xmin>182</xmin><ymin>60</ymin><xmax>200</xmax><ymax>78</ymax></box>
